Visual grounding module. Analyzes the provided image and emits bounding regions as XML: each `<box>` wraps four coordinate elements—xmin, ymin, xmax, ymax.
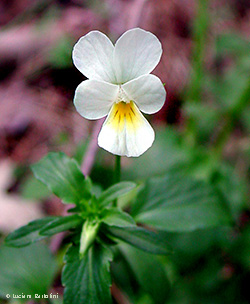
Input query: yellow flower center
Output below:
<box><xmin>107</xmin><ymin>101</ymin><xmax>141</xmax><ymax>131</ymax></box>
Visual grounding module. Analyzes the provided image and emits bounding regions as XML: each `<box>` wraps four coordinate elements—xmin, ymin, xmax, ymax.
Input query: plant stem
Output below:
<box><xmin>114</xmin><ymin>155</ymin><xmax>121</xmax><ymax>184</ymax></box>
<box><xmin>113</xmin><ymin>155</ymin><xmax>121</xmax><ymax>207</ymax></box>
<box><xmin>81</xmin><ymin>119</ymin><xmax>104</xmax><ymax>176</ymax></box>
<box><xmin>184</xmin><ymin>0</ymin><xmax>209</xmax><ymax>146</ymax></box>
<box><xmin>212</xmin><ymin>83</ymin><xmax>250</xmax><ymax>159</ymax></box>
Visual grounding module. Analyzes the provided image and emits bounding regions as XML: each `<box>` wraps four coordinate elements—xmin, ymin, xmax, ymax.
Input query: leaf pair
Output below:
<box><xmin>62</xmin><ymin>219</ymin><xmax>172</xmax><ymax>304</ymax></box>
<box><xmin>63</xmin><ymin>225</ymin><xmax>171</xmax><ymax>304</ymax></box>
<box><xmin>5</xmin><ymin>152</ymin><xmax>173</xmax><ymax>304</ymax></box>
<box><xmin>5</xmin><ymin>215</ymin><xmax>82</xmax><ymax>247</ymax></box>
<box><xmin>5</xmin><ymin>151</ymin><xmax>232</xmax><ymax>304</ymax></box>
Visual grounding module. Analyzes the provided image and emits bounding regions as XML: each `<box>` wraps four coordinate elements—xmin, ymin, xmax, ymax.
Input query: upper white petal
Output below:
<box><xmin>98</xmin><ymin>101</ymin><xmax>155</xmax><ymax>157</ymax></box>
<box><xmin>74</xmin><ymin>80</ymin><xmax>119</xmax><ymax>120</ymax></box>
<box><xmin>113</xmin><ymin>28</ymin><xmax>162</xmax><ymax>84</ymax></box>
<box><xmin>122</xmin><ymin>74</ymin><xmax>166</xmax><ymax>114</ymax></box>
<box><xmin>72</xmin><ymin>31</ymin><xmax>116</xmax><ymax>83</ymax></box>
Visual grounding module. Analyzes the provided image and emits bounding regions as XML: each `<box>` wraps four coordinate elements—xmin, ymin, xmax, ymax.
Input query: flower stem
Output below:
<box><xmin>114</xmin><ymin>155</ymin><xmax>121</xmax><ymax>184</ymax></box>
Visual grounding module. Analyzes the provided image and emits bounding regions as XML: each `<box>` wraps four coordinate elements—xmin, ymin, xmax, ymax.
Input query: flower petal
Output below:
<box><xmin>113</xmin><ymin>28</ymin><xmax>162</xmax><ymax>83</ymax></box>
<box><xmin>98</xmin><ymin>101</ymin><xmax>154</xmax><ymax>157</ymax></box>
<box><xmin>72</xmin><ymin>31</ymin><xmax>116</xmax><ymax>83</ymax></box>
<box><xmin>122</xmin><ymin>74</ymin><xmax>166</xmax><ymax>114</ymax></box>
<box><xmin>74</xmin><ymin>80</ymin><xmax>119</xmax><ymax>120</ymax></box>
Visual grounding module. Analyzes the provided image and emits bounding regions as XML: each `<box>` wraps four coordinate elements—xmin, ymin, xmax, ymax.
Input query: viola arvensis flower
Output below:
<box><xmin>73</xmin><ymin>28</ymin><xmax>166</xmax><ymax>157</ymax></box>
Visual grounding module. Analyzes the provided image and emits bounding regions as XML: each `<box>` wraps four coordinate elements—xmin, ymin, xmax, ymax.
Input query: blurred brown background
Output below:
<box><xmin>0</xmin><ymin>0</ymin><xmax>248</xmax><ymax>163</ymax></box>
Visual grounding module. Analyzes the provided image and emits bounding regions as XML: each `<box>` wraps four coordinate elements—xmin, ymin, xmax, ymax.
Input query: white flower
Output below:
<box><xmin>73</xmin><ymin>28</ymin><xmax>166</xmax><ymax>157</ymax></box>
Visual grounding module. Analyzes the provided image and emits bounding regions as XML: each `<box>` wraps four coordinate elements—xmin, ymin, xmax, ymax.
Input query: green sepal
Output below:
<box><xmin>79</xmin><ymin>220</ymin><xmax>100</xmax><ymax>258</ymax></box>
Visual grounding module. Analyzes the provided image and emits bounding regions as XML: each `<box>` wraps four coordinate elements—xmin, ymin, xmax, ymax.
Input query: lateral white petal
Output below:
<box><xmin>72</xmin><ymin>31</ymin><xmax>116</xmax><ymax>83</ymax></box>
<box><xmin>74</xmin><ymin>80</ymin><xmax>119</xmax><ymax>120</ymax></box>
<box><xmin>122</xmin><ymin>74</ymin><xmax>166</xmax><ymax>114</ymax></box>
<box><xmin>114</xmin><ymin>28</ymin><xmax>162</xmax><ymax>83</ymax></box>
<box><xmin>98</xmin><ymin>101</ymin><xmax>155</xmax><ymax>157</ymax></box>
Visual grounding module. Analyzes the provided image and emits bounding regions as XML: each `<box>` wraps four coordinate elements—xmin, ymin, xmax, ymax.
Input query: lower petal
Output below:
<box><xmin>98</xmin><ymin>101</ymin><xmax>155</xmax><ymax>157</ymax></box>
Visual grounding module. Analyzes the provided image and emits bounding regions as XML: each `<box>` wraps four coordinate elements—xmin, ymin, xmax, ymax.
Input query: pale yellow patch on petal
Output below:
<box><xmin>107</xmin><ymin>101</ymin><xmax>142</xmax><ymax>132</ymax></box>
<box><xmin>98</xmin><ymin>101</ymin><xmax>155</xmax><ymax>157</ymax></box>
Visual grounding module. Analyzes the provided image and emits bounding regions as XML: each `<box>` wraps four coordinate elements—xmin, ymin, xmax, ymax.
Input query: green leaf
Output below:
<box><xmin>98</xmin><ymin>182</ymin><xmax>137</xmax><ymax>207</ymax></box>
<box><xmin>231</xmin><ymin>225</ymin><xmax>250</xmax><ymax>270</ymax></box>
<box><xmin>123</xmin><ymin>127</ymin><xmax>191</xmax><ymax>180</ymax></box>
<box><xmin>183</xmin><ymin>103</ymin><xmax>221</xmax><ymax>143</ymax></box>
<box><xmin>213</xmin><ymin>163</ymin><xmax>248</xmax><ymax>219</ymax></box>
<box><xmin>216</xmin><ymin>33</ymin><xmax>250</xmax><ymax>57</ymax></box>
<box><xmin>159</xmin><ymin>227</ymin><xmax>232</xmax><ymax>270</ymax></box>
<box><xmin>216</xmin><ymin>66</ymin><xmax>250</xmax><ymax>111</ymax></box>
<box><xmin>241</xmin><ymin>104</ymin><xmax>250</xmax><ymax>133</ymax></box>
<box><xmin>5</xmin><ymin>217</ymin><xmax>57</xmax><ymax>247</ymax></box>
<box><xmin>62</xmin><ymin>242</ymin><xmax>113</xmax><ymax>304</ymax></box>
<box><xmin>119</xmin><ymin>243</ymin><xmax>171</xmax><ymax>304</ymax></box>
<box><xmin>31</xmin><ymin>152</ymin><xmax>91</xmax><ymax>205</ymax></box>
<box><xmin>20</xmin><ymin>176</ymin><xmax>51</xmax><ymax>200</ymax></box>
<box><xmin>133</xmin><ymin>173</ymin><xmax>232</xmax><ymax>232</ymax></box>
<box><xmin>117</xmin><ymin>183</ymin><xmax>143</xmax><ymax>209</ymax></box>
<box><xmin>0</xmin><ymin>243</ymin><xmax>57</xmax><ymax>298</ymax></box>
<box><xmin>104</xmin><ymin>225</ymin><xmax>172</xmax><ymax>255</ymax></box>
<box><xmin>101</xmin><ymin>208</ymin><xmax>136</xmax><ymax>227</ymax></box>
<box><xmin>40</xmin><ymin>214</ymin><xmax>83</xmax><ymax>236</ymax></box>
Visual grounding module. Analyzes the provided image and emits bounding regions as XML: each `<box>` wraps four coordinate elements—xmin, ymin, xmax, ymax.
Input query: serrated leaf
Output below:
<box><xmin>31</xmin><ymin>152</ymin><xmax>91</xmax><ymax>205</ymax></box>
<box><xmin>5</xmin><ymin>217</ymin><xmax>57</xmax><ymax>247</ymax></box>
<box><xmin>133</xmin><ymin>173</ymin><xmax>232</xmax><ymax>232</ymax></box>
<box><xmin>98</xmin><ymin>182</ymin><xmax>137</xmax><ymax>207</ymax></box>
<box><xmin>101</xmin><ymin>208</ymin><xmax>136</xmax><ymax>227</ymax></box>
<box><xmin>40</xmin><ymin>214</ymin><xmax>83</xmax><ymax>236</ymax></box>
<box><xmin>0</xmin><ymin>243</ymin><xmax>57</xmax><ymax>298</ymax></box>
<box><xmin>62</xmin><ymin>242</ymin><xmax>113</xmax><ymax>304</ymax></box>
<box><xmin>104</xmin><ymin>225</ymin><xmax>172</xmax><ymax>255</ymax></box>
